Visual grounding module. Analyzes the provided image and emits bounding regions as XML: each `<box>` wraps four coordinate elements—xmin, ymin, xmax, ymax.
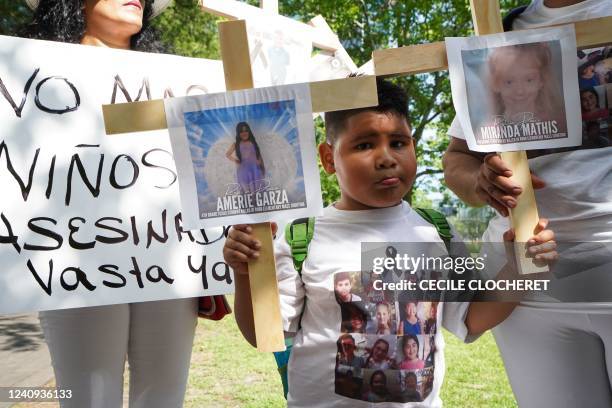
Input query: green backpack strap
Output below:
<box><xmin>275</xmin><ymin>217</ymin><xmax>315</xmax><ymax>400</ymax></box>
<box><xmin>285</xmin><ymin>217</ymin><xmax>315</xmax><ymax>275</ymax></box>
<box><xmin>414</xmin><ymin>207</ymin><xmax>453</xmax><ymax>252</ymax></box>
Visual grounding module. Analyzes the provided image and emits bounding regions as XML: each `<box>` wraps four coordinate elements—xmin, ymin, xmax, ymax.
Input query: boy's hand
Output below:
<box><xmin>503</xmin><ymin>218</ymin><xmax>558</xmax><ymax>267</ymax></box>
<box><xmin>223</xmin><ymin>223</ymin><xmax>278</xmax><ymax>276</ymax></box>
<box><xmin>477</xmin><ymin>153</ymin><xmax>546</xmax><ymax>217</ymax></box>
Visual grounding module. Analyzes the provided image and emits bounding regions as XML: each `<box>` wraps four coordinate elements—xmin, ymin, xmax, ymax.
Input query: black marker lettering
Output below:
<box><xmin>110</xmin><ymin>75</ymin><xmax>151</xmax><ymax>103</ymax></box>
<box><xmin>128</xmin><ymin>256</ymin><xmax>144</xmax><ymax>288</ymax></box>
<box><xmin>0</xmin><ymin>213</ymin><xmax>21</xmax><ymax>253</ymax></box>
<box><xmin>45</xmin><ymin>155</ymin><xmax>56</xmax><ymax>199</ymax></box>
<box><xmin>24</xmin><ymin>217</ymin><xmax>62</xmax><ymax>250</ymax></box>
<box><xmin>212</xmin><ymin>261</ymin><xmax>232</xmax><ymax>285</ymax></box>
<box><xmin>100</xmin><ymin>264</ymin><xmax>126</xmax><ymax>288</ymax></box>
<box><xmin>146</xmin><ymin>265</ymin><xmax>173</xmax><ymax>285</ymax></box>
<box><xmin>0</xmin><ymin>141</ymin><xmax>39</xmax><ymax>201</ymax></box>
<box><xmin>0</xmin><ymin>68</ymin><xmax>39</xmax><ymax>117</ymax></box>
<box><xmin>109</xmin><ymin>154</ymin><xmax>139</xmax><ymax>189</ymax></box>
<box><xmin>68</xmin><ymin>217</ymin><xmax>95</xmax><ymax>249</ymax></box>
<box><xmin>60</xmin><ymin>266</ymin><xmax>96</xmax><ymax>291</ymax></box>
<box><xmin>26</xmin><ymin>258</ymin><xmax>53</xmax><ymax>295</ymax></box>
<box><xmin>35</xmin><ymin>76</ymin><xmax>80</xmax><ymax>114</ymax></box>
<box><xmin>65</xmin><ymin>152</ymin><xmax>104</xmax><ymax>205</ymax></box>
<box><xmin>187</xmin><ymin>255</ymin><xmax>208</xmax><ymax>289</ymax></box>
<box><xmin>141</xmin><ymin>149</ymin><xmax>176</xmax><ymax>189</ymax></box>
<box><xmin>146</xmin><ymin>209</ymin><xmax>168</xmax><ymax>248</ymax></box>
<box><xmin>94</xmin><ymin>217</ymin><xmax>129</xmax><ymax>244</ymax></box>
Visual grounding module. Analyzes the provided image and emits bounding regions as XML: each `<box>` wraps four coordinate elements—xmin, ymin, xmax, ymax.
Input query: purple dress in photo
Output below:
<box><xmin>237</xmin><ymin>141</ymin><xmax>264</xmax><ymax>192</ymax></box>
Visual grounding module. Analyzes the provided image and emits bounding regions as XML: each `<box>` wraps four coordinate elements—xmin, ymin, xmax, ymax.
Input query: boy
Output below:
<box><xmin>442</xmin><ymin>1</ymin><xmax>612</xmax><ymax>406</ymax></box>
<box><xmin>335</xmin><ymin>272</ymin><xmax>362</xmax><ymax>302</ymax></box>
<box><xmin>224</xmin><ymin>79</ymin><xmax>556</xmax><ymax>406</ymax></box>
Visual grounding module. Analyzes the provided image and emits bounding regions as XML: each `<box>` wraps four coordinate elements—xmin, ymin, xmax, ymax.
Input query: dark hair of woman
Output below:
<box><xmin>235</xmin><ymin>121</ymin><xmax>264</xmax><ymax>169</ymax></box>
<box><xmin>19</xmin><ymin>0</ymin><xmax>169</xmax><ymax>53</ymax></box>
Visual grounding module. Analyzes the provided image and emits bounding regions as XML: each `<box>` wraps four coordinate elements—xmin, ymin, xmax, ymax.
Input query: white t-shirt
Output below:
<box><xmin>448</xmin><ymin>0</ymin><xmax>612</xmax><ymax>310</ymax></box>
<box><xmin>276</xmin><ymin>202</ymin><xmax>472</xmax><ymax>407</ymax></box>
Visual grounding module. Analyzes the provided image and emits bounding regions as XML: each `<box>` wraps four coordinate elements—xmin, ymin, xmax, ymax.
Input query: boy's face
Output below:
<box><xmin>319</xmin><ymin>111</ymin><xmax>415</xmax><ymax>211</ymax></box>
<box><xmin>335</xmin><ymin>278</ymin><xmax>351</xmax><ymax>299</ymax></box>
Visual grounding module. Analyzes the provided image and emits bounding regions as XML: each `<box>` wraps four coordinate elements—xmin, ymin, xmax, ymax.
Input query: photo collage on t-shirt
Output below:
<box><xmin>578</xmin><ymin>46</ymin><xmax>612</xmax><ymax>148</ymax></box>
<box><xmin>532</xmin><ymin>45</ymin><xmax>612</xmax><ymax>157</ymax></box>
<box><xmin>333</xmin><ymin>269</ymin><xmax>439</xmax><ymax>403</ymax></box>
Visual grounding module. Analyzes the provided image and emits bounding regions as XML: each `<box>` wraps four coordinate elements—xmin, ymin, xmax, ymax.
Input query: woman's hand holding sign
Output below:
<box><xmin>476</xmin><ymin>153</ymin><xmax>547</xmax><ymax>217</ymax></box>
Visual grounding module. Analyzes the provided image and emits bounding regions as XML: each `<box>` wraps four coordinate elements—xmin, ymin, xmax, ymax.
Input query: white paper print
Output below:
<box><xmin>446</xmin><ymin>25</ymin><xmax>582</xmax><ymax>152</ymax></box>
<box><xmin>247</xmin><ymin>16</ymin><xmax>313</xmax><ymax>88</ymax></box>
<box><xmin>165</xmin><ymin>83</ymin><xmax>323</xmax><ymax>229</ymax></box>
<box><xmin>309</xmin><ymin>49</ymin><xmax>358</xmax><ymax>83</ymax></box>
<box><xmin>0</xmin><ymin>36</ymin><xmax>230</xmax><ymax>314</ymax></box>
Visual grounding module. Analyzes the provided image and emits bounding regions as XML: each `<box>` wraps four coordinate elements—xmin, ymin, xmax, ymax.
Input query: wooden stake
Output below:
<box><xmin>471</xmin><ymin>0</ymin><xmax>546</xmax><ymax>274</ymax></box>
<box><xmin>218</xmin><ymin>19</ymin><xmax>286</xmax><ymax>352</ymax></box>
<box><xmin>372</xmin><ymin>17</ymin><xmax>612</xmax><ymax>77</ymax></box>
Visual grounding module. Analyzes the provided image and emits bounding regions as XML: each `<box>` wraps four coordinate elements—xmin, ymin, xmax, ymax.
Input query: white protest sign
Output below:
<box><xmin>0</xmin><ymin>36</ymin><xmax>231</xmax><ymax>315</ymax></box>
<box><xmin>246</xmin><ymin>16</ymin><xmax>313</xmax><ymax>87</ymax></box>
<box><xmin>446</xmin><ymin>25</ymin><xmax>582</xmax><ymax>152</ymax></box>
<box><xmin>165</xmin><ymin>83</ymin><xmax>323</xmax><ymax>229</ymax></box>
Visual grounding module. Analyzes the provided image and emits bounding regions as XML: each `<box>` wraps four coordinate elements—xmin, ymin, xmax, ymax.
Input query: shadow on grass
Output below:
<box><xmin>0</xmin><ymin>316</ymin><xmax>45</xmax><ymax>352</ymax></box>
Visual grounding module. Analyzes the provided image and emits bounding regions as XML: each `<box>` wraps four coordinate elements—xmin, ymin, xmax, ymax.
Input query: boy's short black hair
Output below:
<box><xmin>324</xmin><ymin>77</ymin><xmax>409</xmax><ymax>144</ymax></box>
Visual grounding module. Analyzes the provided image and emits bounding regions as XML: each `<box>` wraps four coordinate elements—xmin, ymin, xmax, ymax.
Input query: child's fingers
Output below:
<box><xmin>527</xmin><ymin>240</ymin><xmax>557</xmax><ymax>256</ymax></box>
<box><xmin>228</xmin><ymin>226</ymin><xmax>261</xmax><ymax>249</ymax></box>
<box><xmin>271</xmin><ymin>222</ymin><xmax>278</xmax><ymax>237</ymax></box>
<box><xmin>223</xmin><ymin>247</ymin><xmax>251</xmax><ymax>264</ymax></box>
<box><xmin>534</xmin><ymin>250</ymin><xmax>559</xmax><ymax>264</ymax></box>
<box><xmin>232</xmin><ymin>224</ymin><xmax>253</xmax><ymax>234</ymax></box>
<box><xmin>502</xmin><ymin>228</ymin><xmax>515</xmax><ymax>242</ymax></box>
<box><xmin>225</xmin><ymin>237</ymin><xmax>260</xmax><ymax>259</ymax></box>
<box><xmin>531</xmin><ymin>218</ymin><xmax>549</xmax><ymax>236</ymax></box>
<box><xmin>528</xmin><ymin>223</ymin><xmax>554</xmax><ymax>247</ymax></box>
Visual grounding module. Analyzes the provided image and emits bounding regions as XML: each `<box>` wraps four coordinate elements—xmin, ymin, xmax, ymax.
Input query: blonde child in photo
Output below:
<box><xmin>374</xmin><ymin>302</ymin><xmax>394</xmax><ymax>335</ymax></box>
<box><xmin>224</xmin><ymin>78</ymin><xmax>558</xmax><ymax>407</ymax></box>
<box><xmin>487</xmin><ymin>42</ymin><xmax>566</xmax><ymax>131</ymax></box>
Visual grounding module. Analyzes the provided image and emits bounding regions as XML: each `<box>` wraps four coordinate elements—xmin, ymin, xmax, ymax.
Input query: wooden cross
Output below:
<box><xmin>102</xmin><ymin>24</ymin><xmax>377</xmax><ymax>352</ymax></box>
<box><xmin>200</xmin><ymin>0</ymin><xmax>338</xmax><ymax>51</ymax></box>
<box><xmin>201</xmin><ymin>0</ymin><xmax>364</xmax><ymax>75</ymax></box>
<box><xmin>374</xmin><ymin>0</ymin><xmax>612</xmax><ymax>274</ymax></box>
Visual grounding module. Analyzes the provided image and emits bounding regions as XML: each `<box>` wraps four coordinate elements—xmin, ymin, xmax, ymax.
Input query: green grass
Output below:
<box><xmin>186</xmin><ymin>296</ymin><xmax>517</xmax><ymax>408</ymax></box>
<box><xmin>442</xmin><ymin>330</ymin><xmax>517</xmax><ymax>407</ymax></box>
<box><xmin>15</xmin><ymin>299</ymin><xmax>517</xmax><ymax>408</ymax></box>
<box><xmin>185</xmin><ymin>302</ymin><xmax>286</xmax><ymax>408</ymax></box>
